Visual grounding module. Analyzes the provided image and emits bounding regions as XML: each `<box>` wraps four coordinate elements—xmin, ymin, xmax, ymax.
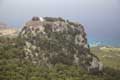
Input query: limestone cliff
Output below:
<box><xmin>19</xmin><ymin>17</ymin><xmax>103</xmax><ymax>72</ymax></box>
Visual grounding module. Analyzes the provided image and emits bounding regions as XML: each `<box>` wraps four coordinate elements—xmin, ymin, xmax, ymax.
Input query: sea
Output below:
<box><xmin>88</xmin><ymin>38</ymin><xmax>120</xmax><ymax>48</ymax></box>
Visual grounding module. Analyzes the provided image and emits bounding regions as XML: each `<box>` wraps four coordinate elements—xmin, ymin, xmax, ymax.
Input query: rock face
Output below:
<box><xmin>19</xmin><ymin>17</ymin><xmax>103</xmax><ymax>72</ymax></box>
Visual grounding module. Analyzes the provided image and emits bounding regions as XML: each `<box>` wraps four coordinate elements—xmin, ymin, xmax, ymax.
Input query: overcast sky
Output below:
<box><xmin>0</xmin><ymin>0</ymin><xmax>120</xmax><ymax>41</ymax></box>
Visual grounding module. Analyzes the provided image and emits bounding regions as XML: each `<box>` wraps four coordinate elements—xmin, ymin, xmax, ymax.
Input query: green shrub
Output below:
<box><xmin>0</xmin><ymin>36</ymin><xmax>120</xmax><ymax>80</ymax></box>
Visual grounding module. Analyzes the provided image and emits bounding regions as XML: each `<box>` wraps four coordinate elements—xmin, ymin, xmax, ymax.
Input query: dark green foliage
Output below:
<box><xmin>0</xmin><ymin>36</ymin><xmax>120</xmax><ymax>80</ymax></box>
<box><xmin>44</xmin><ymin>17</ymin><xmax>65</xmax><ymax>22</ymax></box>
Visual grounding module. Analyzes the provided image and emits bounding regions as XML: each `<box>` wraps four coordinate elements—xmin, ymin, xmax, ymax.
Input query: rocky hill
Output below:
<box><xmin>19</xmin><ymin>17</ymin><xmax>103</xmax><ymax>73</ymax></box>
<box><xmin>0</xmin><ymin>22</ymin><xmax>8</xmax><ymax>29</ymax></box>
<box><xmin>0</xmin><ymin>22</ymin><xmax>17</xmax><ymax>36</ymax></box>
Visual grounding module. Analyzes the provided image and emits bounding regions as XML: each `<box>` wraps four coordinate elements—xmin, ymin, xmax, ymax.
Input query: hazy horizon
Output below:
<box><xmin>0</xmin><ymin>0</ymin><xmax>120</xmax><ymax>45</ymax></box>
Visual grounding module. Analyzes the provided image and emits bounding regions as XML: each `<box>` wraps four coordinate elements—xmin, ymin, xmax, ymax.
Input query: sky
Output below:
<box><xmin>0</xmin><ymin>0</ymin><xmax>120</xmax><ymax>44</ymax></box>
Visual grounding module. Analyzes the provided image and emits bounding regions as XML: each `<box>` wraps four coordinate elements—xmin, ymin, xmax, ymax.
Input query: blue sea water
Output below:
<box><xmin>88</xmin><ymin>38</ymin><xmax>120</xmax><ymax>47</ymax></box>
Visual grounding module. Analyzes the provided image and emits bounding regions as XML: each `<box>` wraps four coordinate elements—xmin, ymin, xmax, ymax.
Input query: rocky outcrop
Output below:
<box><xmin>0</xmin><ymin>22</ymin><xmax>17</xmax><ymax>36</ymax></box>
<box><xmin>0</xmin><ymin>22</ymin><xmax>8</xmax><ymax>29</ymax></box>
<box><xmin>19</xmin><ymin>17</ymin><xmax>103</xmax><ymax>73</ymax></box>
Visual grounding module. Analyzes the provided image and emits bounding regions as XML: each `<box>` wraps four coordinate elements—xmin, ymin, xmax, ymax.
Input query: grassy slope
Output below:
<box><xmin>0</xmin><ymin>36</ymin><xmax>120</xmax><ymax>80</ymax></box>
<box><xmin>91</xmin><ymin>47</ymin><xmax>120</xmax><ymax>70</ymax></box>
<box><xmin>91</xmin><ymin>47</ymin><xmax>120</xmax><ymax>80</ymax></box>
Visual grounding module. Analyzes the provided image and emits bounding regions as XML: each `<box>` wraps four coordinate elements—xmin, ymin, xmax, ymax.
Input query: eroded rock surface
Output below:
<box><xmin>19</xmin><ymin>17</ymin><xmax>103</xmax><ymax>72</ymax></box>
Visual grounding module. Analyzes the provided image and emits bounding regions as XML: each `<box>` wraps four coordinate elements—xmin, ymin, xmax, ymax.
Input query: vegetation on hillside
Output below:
<box><xmin>0</xmin><ymin>36</ymin><xmax>120</xmax><ymax>80</ymax></box>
